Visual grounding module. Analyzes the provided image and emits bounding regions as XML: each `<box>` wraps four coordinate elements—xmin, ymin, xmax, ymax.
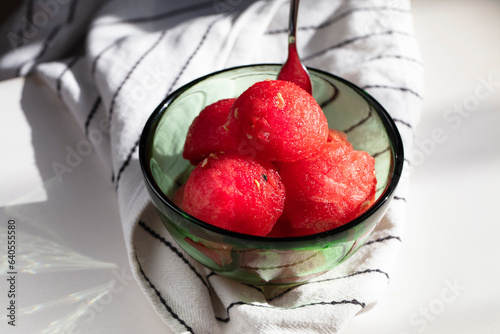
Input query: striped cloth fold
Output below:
<box><xmin>0</xmin><ymin>0</ymin><xmax>423</xmax><ymax>333</ymax></box>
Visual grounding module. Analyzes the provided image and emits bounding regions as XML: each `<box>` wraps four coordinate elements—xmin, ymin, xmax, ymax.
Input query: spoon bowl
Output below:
<box><xmin>277</xmin><ymin>0</ymin><xmax>312</xmax><ymax>94</ymax></box>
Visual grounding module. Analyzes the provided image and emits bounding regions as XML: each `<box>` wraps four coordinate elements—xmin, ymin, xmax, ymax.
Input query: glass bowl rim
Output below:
<box><xmin>139</xmin><ymin>63</ymin><xmax>404</xmax><ymax>243</ymax></box>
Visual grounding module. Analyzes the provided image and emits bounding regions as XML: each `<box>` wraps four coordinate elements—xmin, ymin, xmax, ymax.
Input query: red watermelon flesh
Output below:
<box><xmin>182</xmin><ymin>98</ymin><xmax>238</xmax><ymax>165</ymax></box>
<box><xmin>279</xmin><ymin>141</ymin><xmax>376</xmax><ymax>235</ymax></box>
<box><xmin>227</xmin><ymin>80</ymin><xmax>328</xmax><ymax>162</ymax></box>
<box><xmin>182</xmin><ymin>152</ymin><xmax>285</xmax><ymax>236</ymax></box>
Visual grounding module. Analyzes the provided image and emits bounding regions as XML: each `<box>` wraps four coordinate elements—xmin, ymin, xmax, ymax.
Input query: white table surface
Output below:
<box><xmin>1</xmin><ymin>0</ymin><xmax>499</xmax><ymax>333</ymax></box>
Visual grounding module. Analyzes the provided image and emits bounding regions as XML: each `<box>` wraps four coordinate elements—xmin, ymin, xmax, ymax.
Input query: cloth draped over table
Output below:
<box><xmin>0</xmin><ymin>0</ymin><xmax>422</xmax><ymax>333</ymax></box>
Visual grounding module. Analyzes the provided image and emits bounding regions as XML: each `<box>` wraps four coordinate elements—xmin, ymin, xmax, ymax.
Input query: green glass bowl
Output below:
<box><xmin>139</xmin><ymin>64</ymin><xmax>404</xmax><ymax>286</ymax></box>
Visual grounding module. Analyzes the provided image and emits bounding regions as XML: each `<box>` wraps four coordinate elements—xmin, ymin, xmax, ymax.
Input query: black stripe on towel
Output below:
<box><xmin>135</xmin><ymin>252</ymin><xmax>195</xmax><ymax>334</ymax></box>
<box><xmin>361</xmin><ymin>84</ymin><xmax>423</xmax><ymax>100</ymax></box>
<box><xmin>394</xmin><ymin>196</ymin><xmax>407</xmax><ymax>203</ymax></box>
<box><xmin>113</xmin><ymin>138</ymin><xmax>139</xmax><ymax>191</ymax></box>
<box><xmin>303</xmin><ymin>30</ymin><xmax>412</xmax><ymax>62</ymax></box>
<box><xmin>216</xmin><ymin>299</ymin><xmax>365</xmax><ymax>323</ymax></box>
<box><xmin>56</xmin><ymin>54</ymin><xmax>83</xmax><ymax>100</ymax></box>
<box><xmin>108</xmin><ymin>30</ymin><xmax>167</xmax><ymax>122</ymax></box>
<box><xmin>66</xmin><ymin>0</ymin><xmax>79</xmax><ymax>24</ymax></box>
<box><xmin>13</xmin><ymin>0</ymin><xmax>35</xmax><ymax>48</ymax></box>
<box><xmin>84</xmin><ymin>97</ymin><xmax>102</xmax><ymax>137</ymax></box>
<box><xmin>319</xmin><ymin>82</ymin><xmax>339</xmax><ymax>109</ymax></box>
<box><xmin>267</xmin><ymin>6</ymin><xmax>411</xmax><ymax>35</ymax></box>
<box><xmin>393</xmin><ymin>118</ymin><xmax>413</xmax><ymax>129</ymax></box>
<box><xmin>90</xmin><ymin>36</ymin><xmax>128</xmax><ymax>76</ymax></box>
<box><xmin>342</xmin><ymin>111</ymin><xmax>372</xmax><ymax>133</ymax></box>
<box><xmin>364</xmin><ymin>54</ymin><xmax>422</xmax><ymax>65</ymax></box>
<box><xmin>372</xmin><ymin>146</ymin><xmax>390</xmax><ymax>158</ymax></box>
<box><xmin>166</xmin><ymin>15</ymin><xmax>226</xmax><ymax>96</ymax></box>
<box><xmin>138</xmin><ymin>220</ymin><xmax>211</xmax><ymax>292</ymax></box>
<box><xmin>37</xmin><ymin>24</ymin><xmax>63</xmax><ymax>59</ymax></box>
<box><xmin>26</xmin><ymin>0</ymin><xmax>35</xmax><ymax>24</ymax></box>
<box><xmin>363</xmin><ymin>235</ymin><xmax>402</xmax><ymax>247</ymax></box>
<box><xmin>267</xmin><ymin>268</ymin><xmax>390</xmax><ymax>302</ymax></box>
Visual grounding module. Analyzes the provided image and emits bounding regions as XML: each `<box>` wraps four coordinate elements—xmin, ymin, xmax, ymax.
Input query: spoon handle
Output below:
<box><xmin>277</xmin><ymin>0</ymin><xmax>312</xmax><ymax>94</ymax></box>
<box><xmin>288</xmin><ymin>0</ymin><xmax>300</xmax><ymax>44</ymax></box>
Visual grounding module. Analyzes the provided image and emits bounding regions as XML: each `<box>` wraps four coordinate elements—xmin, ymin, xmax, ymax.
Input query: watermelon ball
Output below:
<box><xmin>227</xmin><ymin>80</ymin><xmax>328</xmax><ymax>162</ymax></box>
<box><xmin>279</xmin><ymin>142</ymin><xmax>377</xmax><ymax>235</ymax></box>
<box><xmin>183</xmin><ymin>98</ymin><xmax>238</xmax><ymax>165</ymax></box>
<box><xmin>182</xmin><ymin>152</ymin><xmax>286</xmax><ymax>236</ymax></box>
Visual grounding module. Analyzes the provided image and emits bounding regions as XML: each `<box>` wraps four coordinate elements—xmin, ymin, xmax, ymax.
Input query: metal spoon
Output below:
<box><xmin>277</xmin><ymin>0</ymin><xmax>312</xmax><ymax>94</ymax></box>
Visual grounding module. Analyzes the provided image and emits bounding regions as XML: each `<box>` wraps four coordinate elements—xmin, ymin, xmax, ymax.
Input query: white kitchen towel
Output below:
<box><xmin>0</xmin><ymin>0</ymin><xmax>423</xmax><ymax>333</ymax></box>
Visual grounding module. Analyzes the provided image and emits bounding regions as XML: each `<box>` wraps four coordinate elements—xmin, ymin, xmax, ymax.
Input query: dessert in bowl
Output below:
<box><xmin>139</xmin><ymin>64</ymin><xmax>403</xmax><ymax>286</ymax></box>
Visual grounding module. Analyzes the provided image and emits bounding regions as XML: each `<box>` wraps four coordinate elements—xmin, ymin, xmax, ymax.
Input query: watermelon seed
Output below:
<box><xmin>276</xmin><ymin>92</ymin><xmax>285</xmax><ymax>108</ymax></box>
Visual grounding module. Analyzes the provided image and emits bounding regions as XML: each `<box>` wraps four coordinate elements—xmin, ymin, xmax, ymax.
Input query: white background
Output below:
<box><xmin>1</xmin><ymin>0</ymin><xmax>499</xmax><ymax>333</ymax></box>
